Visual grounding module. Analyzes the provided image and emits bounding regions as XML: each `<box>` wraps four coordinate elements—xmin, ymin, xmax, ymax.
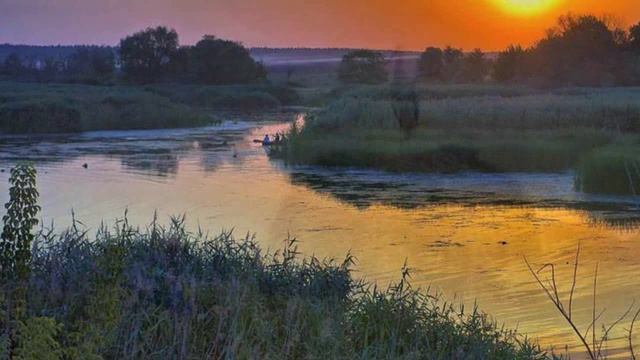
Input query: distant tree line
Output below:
<box><xmin>339</xmin><ymin>14</ymin><xmax>640</xmax><ymax>87</ymax></box>
<box><xmin>0</xmin><ymin>26</ymin><xmax>266</xmax><ymax>85</ymax></box>
<box><xmin>416</xmin><ymin>14</ymin><xmax>640</xmax><ymax>87</ymax></box>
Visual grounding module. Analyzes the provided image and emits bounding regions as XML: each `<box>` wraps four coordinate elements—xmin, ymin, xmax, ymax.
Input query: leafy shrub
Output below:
<box><xmin>14</xmin><ymin>317</ymin><xmax>62</xmax><ymax>360</ymax></box>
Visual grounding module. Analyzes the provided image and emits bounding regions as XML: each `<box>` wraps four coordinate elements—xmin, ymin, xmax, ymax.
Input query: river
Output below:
<box><xmin>1</xmin><ymin>111</ymin><xmax>639</xmax><ymax>357</ymax></box>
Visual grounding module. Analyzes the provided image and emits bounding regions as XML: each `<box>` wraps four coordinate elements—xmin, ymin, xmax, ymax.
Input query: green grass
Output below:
<box><xmin>0</xmin><ymin>81</ymin><xmax>300</xmax><ymax>134</ymax></box>
<box><xmin>2</xmin><ymin>216</ymin><xmax>552</xmax><ymax>359</ymax></box>
<box><xmin>276</xmin><ymin>86</ymin><xmax>640</xmax><ymax>195</ymax></box>
<box><xmin>576</xmin><ymin>145</ymin><xmax>640</xmax><ymax>195</ymax></box>
<box><xmin>281</xmin><ymin>127</ymin><xmax>615</xmax><ymax>173</ymax></box>
<box><xmin>310</xmin><ymin>89</ymin><xmax>640</xmax><ymax>131</ymax></box>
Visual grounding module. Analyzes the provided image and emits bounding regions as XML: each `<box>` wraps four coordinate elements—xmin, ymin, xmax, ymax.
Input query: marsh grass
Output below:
<box><xmin>277</xmin><ymin>86</ymin><xmax>640</xmax><ymax>195</ymax></box>
<box><xmin>576</xmin><ymin>145</ymin><xmax>640</xmax><ymax>196</ymax></box>
<box><xmin>0</xmin><ymin>81</ymin><xmax>300</xmax><ymax>134</ymax></box>
<box><xmin>143</xmin><ymin>84</ymin><xmax>300</xmax><ymax>109</ymax></box>
<box><xmin>282</xmin><ymin>126</ymin><xmax>616</xmax><ymax>173</ymax></box>
<box><xmin>1</xmin><ymin>215</ymin><xmax>553</xmax><ymax>359</ymax></box>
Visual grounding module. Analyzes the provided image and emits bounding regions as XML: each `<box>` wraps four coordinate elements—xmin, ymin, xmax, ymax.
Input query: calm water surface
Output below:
<box><xmin>1</xmin><ymin>112</ymin><xmax>640</xmax><ymax>357</ymax></box>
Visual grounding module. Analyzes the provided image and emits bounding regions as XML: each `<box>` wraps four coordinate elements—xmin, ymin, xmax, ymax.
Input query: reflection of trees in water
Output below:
<box><xmin>0</xmin><ymin>127</ymin><xmax>247</xmax><ymax>177</ymax></box>
<box><xmin>287</xmin><ymin>171</ymin><xmax>640</xmax><ymax>230</ymax></box>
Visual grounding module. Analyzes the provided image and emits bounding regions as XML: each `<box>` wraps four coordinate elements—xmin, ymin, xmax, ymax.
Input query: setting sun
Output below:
<box><xmin>492</xmin><ymin>0</ymin><xmax>560</xmax><ymax>16</ymax></box>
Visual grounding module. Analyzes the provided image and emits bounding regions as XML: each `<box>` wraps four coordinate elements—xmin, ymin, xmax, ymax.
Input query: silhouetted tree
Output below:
<box><xmin>527</xmin><ymin>14</ymin><xmax>619</xmax><ymax>86</ymax></box>
<box><xmin>461</xmin><ymin>49</ymin><xmax>488</xmax><ymax>83</ymax></box>
<box><xmin>418</xmin><ymin>47</ymin><xmax>444</xmax><ymax>81</ymax></box>
<box><xmin>191</xmin><ymin>36</ymin><xmax>266</xmax><ymax>84</ymax></box>
<box><xmin>443</xmin><ymin>46</ymin><xmax>464</xmax><ymax>82</ymax></box>
<box><xmin>630</xmin><ymin>22</ymin><xmax>640</xmax><ymax>51</ymax></box>
<box><xmin>119</xmin><ymin>26</ymin><xmax>178</xmax><ymax>83</ymax></box>
<box><xmin>167</xmin><ymin>46</ymin><xmax>191</xmax><ymax>79</ymax></box>
<box><xmin>493</xmin><ymin>45</ymin><xmax>526</xmax><ymax>82</ymax></box>
<box><xmin>338</xmin><ymin>50</ymin><xmax>388</xmax><ymax>84</ymax></box>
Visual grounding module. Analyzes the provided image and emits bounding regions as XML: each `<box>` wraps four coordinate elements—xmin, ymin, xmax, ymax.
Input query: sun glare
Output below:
<box><xmin>492</xmin><ymin>0</ymin><xmax>558</xmax><ymax>16</ymax></box>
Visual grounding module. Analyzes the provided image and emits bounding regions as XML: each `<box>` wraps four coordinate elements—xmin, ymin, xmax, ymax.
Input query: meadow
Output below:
<box><xmin>277</xmin><ymin>85</ymin><xmax>640</xmax><ymax>195</ymax></box>
<box><xmin>0</xmin><ymin>81</ymin><xmax>299</xmax><ymax>134</ymax></box>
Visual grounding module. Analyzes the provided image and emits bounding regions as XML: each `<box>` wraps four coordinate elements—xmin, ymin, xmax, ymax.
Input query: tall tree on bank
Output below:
<box><xmin>493</xmin><ymin>45</ymin><xmax>526</xmax><ymax>83</ymax></box>
<box><xmin>443</xmin><ymin>46</ymin><xmax>464</xmax><ymax>82</ymax></box>
<box><xmin>191</xmin><ymin>36</ymin><xmax>266</xmax><ymax>84</ymax></box>
<box><xmin>630</xmin><ymin>22</ymin><xmax>640</xmax><ymax>51</ymax></box>
<box><xmin>461</xmin><ymin>49</ymin><xmax>488</xmax><ymax>83</ymax></box>
<box><xmin>338</xmin><ymin>50</ymin><xmax>388</xmax><ymax>84</ymax></box>
<box><xmin>526</xmin><ymin>14</ymin><xmax>620</xmax><ymax>86</ymax></box>
<box><xmin>119</xmin><ymin>26</ymin><xmax>178</xmax><ymax>83</ymax></box>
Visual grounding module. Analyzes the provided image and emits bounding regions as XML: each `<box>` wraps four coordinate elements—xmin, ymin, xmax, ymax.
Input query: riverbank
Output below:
<box><xmin>0</xmin><ymin>81</ymin><xmax>299</xmax><ymax>134</ymax></box>
<box><xmin>2</xmin><ymin>216</ymin><xmax>549</xmax><ymax>359</ymax></box>
<box><xmin>277</xmin><ymin>87</ymin><xmax>640</xmax><ymax>196</ymax></box>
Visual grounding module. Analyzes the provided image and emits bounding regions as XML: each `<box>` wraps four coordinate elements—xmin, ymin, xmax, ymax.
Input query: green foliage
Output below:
<box><xmin>299</xmin><ymin>87</ymin><xmax>640</xmax><ymax>132</ymax></box>
<box><xmin>338</xmin><ymin>50</ymin><xmax>388</xmax><ymax>84</ymax></box>
<box><xmin>14</xmin><ymin>317</ymin><xmax>62</xmax><ymax>360</ymax></box>
<box><xmin>1</xmin><ymin>164</ymin><xmax>40</xmax><ymax>282</ymax></box>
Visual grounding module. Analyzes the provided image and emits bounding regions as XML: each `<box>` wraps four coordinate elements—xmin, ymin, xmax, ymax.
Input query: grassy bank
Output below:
<box><xmin>0</xmin><ymin>217</ymin><xmax>550</xmax><ymax>359</ymax></box>
<box><xmin>277</xmin><ymin>86</ymin><xmax>640</xmax><ymax>195</ymax></box>
<box><xmin>0</xmin><ymin>81</ymin><xmax>299</xmax><ymax>134</ymax></box>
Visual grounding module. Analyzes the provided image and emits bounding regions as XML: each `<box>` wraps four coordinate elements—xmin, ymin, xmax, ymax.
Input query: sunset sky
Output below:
<box><xmin>1</xmin><ymin>0</ymin><xmax>640</xmax><ymax>50</ymax></box>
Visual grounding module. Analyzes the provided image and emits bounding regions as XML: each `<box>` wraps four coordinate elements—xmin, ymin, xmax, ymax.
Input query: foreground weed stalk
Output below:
<box><xmin>525</xmin><ymin>244</ymin><xmax>638</xmax><ymax>359</ymax></box>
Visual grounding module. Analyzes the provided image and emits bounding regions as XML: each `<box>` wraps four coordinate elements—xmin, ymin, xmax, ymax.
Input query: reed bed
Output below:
<box><xmin>1</xmin><ymin>216</ymin><xmax>551</xmax><ymax>359</ymax></box>
<box><xmin>278</xmin><ymin>87</ymin><xmax>640</xmax><ymax>195</ymax></box>
<box><xmin>0</xmin><ymin>81</ymin><xmax>299</xmax><ymax>134</ymax></box>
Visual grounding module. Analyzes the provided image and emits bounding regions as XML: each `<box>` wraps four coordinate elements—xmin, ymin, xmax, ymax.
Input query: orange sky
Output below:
<box><xmin>1</xmin><ymin>0</ymin><xmax>639</xmax><ymax>50</ymax></box>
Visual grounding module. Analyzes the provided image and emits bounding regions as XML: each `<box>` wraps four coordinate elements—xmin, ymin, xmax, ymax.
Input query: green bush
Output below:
<box><xmin>14</xmin><ymin>317</ymin><xmax>62</xmax><ymax>360</ymax></box>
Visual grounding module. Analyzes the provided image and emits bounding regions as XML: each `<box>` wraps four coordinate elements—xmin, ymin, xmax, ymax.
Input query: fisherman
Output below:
<box><xmin>263</xmin><ymin>134</ymin><xmax>271</xmax><ymax>146</ymax></box>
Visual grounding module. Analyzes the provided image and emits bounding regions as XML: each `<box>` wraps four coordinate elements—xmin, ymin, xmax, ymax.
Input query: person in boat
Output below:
<box><xmin>274</xmin><ymin>133</ymin><xmax>281</xmax><ymax>144</ymax></box>
<box><xmin>263</xmin><ymin>134</ymin><xmax>271</xmax><ymax>146</ymax></box>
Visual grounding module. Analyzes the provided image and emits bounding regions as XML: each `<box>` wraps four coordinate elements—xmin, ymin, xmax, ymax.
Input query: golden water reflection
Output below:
<box><xmin>0</xmin><ymin>120</ymin><xmax>639</xmax><ymax>357</ymax></box>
